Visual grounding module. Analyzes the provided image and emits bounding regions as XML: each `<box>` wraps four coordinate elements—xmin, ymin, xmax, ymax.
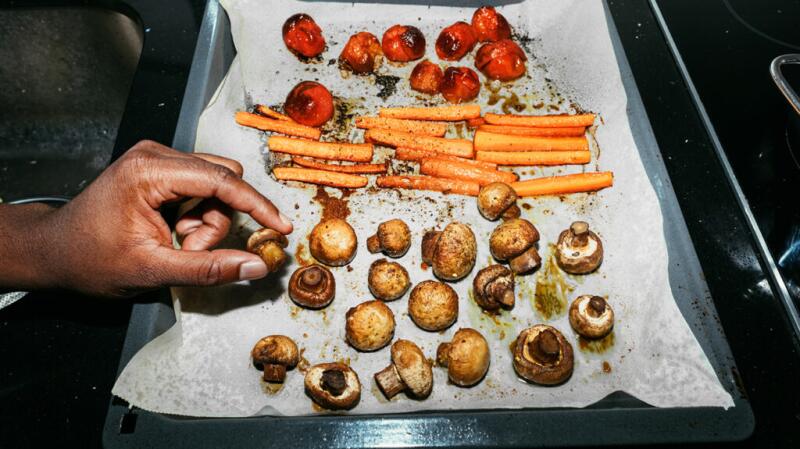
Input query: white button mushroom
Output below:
<box><xmin>512</xmin><ymin>325</ymin><xmax>574</xmax><ymax>385</ymax></box>
<box><xmin>408</xmin><ymin>280</ymin><xmax>459</xmax><ymax>331</ymax></box>
<box><xmin>436</xmin><ymin>328</ymin><xmax>490</xmax><ymax>387</ymax></box>
<box><xmin>304</xmin><ymin>362</ymin><xmax>361</xmax><ymax>410</ymax></box>
<box><xmin>367</xmin><ymin>218</ymin><xmax>412</xmax><ymax>258</ymax></box>
<box><xmin>568</xmin><ymin>295</ymin><xmax>614</xmax><ymax>339</ymax></box>
<box><xmin>556</xmin><ymin>221</ymin><xmax>603</xmax><ymax>274</ymax></box>
<box><xmin>345</xmin><ymin>300</ymin><xmax>396</xmax><ymax>351</ymax></box>
<box><xmin>251</xmin><ymin>335</ymin><xmax>300</xmax><ymax>383</ymax></box>
<box><xmin>374</xmin><ymin>339</ymin><xmax>433</xmax><ymax>400</ymax></box>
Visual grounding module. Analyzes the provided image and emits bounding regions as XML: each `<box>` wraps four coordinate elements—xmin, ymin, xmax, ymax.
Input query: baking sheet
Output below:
<box><xmin>112</xmin><ymin>0</ymin><xmax>734</xmax><ymax>417</ymax></box>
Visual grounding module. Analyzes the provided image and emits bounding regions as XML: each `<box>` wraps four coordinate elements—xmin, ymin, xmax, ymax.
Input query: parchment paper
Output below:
<box><xmin>112</xmin><ymin>0</ymin><xmax>734</xmax><ymax>417</ymax></box>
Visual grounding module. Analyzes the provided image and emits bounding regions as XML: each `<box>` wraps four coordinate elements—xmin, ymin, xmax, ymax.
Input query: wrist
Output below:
<box><xmin>0</xmin><ymin>203</ymin><xmax>62</xmax><ymax>290</ymax></box>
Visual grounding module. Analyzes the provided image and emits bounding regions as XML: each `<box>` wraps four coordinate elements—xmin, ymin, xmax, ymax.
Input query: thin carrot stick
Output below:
<box><xmin>476</xmin><ymin>150</ymin><xmax>591</xmax><ymax>166</ymax></box>
<box><xmin>466</xmin><ymin>117</ymin><xmax>486</xmax><ymax>128</ymax></box>
<box><xmin>379</xmin><ymin>104</ymin><xmax>481</xmax><ymax>121</ymax></box>
<box><xmin>376</xmin><ymin>175</ymin><xmax>480</xmax><ymax>196</ymax></box>
<box><xmin>236</xmin><ymin>112</ymin><xmax>321</xmax><ymax>140</ymax></box>
<box><xmin>484</xmin><ymin>113</ymin><xmax>596</xmax><ymax>128</ymax></box>
<box><xmin>395</xmin><ymin>147</ymin><xmax>497</xmax><ymax>170</ymax></box>
<box><xmin>355</xmin><ymin>117</ymin><xmax>447</xmax><ymax>137</ymax></box>
<box><xmin>474</xmin><ymin>131</ymin><xmax>589</xmax><ymax>152</ymax></box>
<box><xmin>478</xmin><ymin>124</ymin><xmax>585</xmax><ymax>137</ymax></box>
<box><xmin>267</xmin><ymin>136</ymin><xmax>373</xmax><ymax>162</ymax></box>
<box><xmin>511</xmin><ymin>172</ymin><xmax>613</xmax><ymax>197</ymax></box>
<box><xmin>365</xmin><ymin>129</ymin><xmax>474</xmax><ymax>158</ymax></box>
<box><xmin>420</xmin><ymin>158</ymin><xmax>517</xmax><ymax>186</ymax></box>
<box><xmin>273</xmin><ymin>167</ymin><xmax>368</xmax><ymax>188</ymax></box>
<box><xmin>255</xmin><ymin>105</ymin><xmax>294</xmax><ymax>122</ymax></box>
<box><xmin>291</xmin><ymin>156</ymin><xmax>387</xmax><ymax>174</ymax></box>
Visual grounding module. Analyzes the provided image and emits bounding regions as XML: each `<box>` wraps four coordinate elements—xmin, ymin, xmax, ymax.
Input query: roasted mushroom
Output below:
<box><xmin>345</xmin><ymin>300</ymin><xmax>396</xmax><ymax>351</ymax></box>
<box><xmin>472</xmin><ymin>264</ymin><xmax>515</xmax><ymax>311</ymax></box>
<box><xmin>477</xmin><ymin>182</ymin><xmax>520</xmax><ymax>221</ymax></box>
<box><xmin>569</xmin><ymin>295</ymin><xmax>614</xmax><ymax>339</ymax></box>
<box><xmin>382</xmin><ymin>25</ymin><xmax>426</xmax><ymax>62</ymax></box>
<box><xmin>374</xmin><ymin>339</ymin><xmax>433</xmax><ymax>400</ymax></box>
<box><xmin>284</xmin><ymin>80</ymin><xmax>334</xmax><ymax>127</ymax></box>
<box><xmin>475</xmin><ymin>39</ymin><xmax>527</xmax><ymax>82</ymax></box>
<box><xmin>368</xmin><ymin>259</ymin><xmax>411</xmax><ymax>301</ymax></box>
<box><xmin>436</xmin><ymin>328</ymin><xmax>490</xmax><ymax>387</ymax></box>
<box><xmin>282</xmin><ymin>13</ymin><xmax>326</xmax><ymax>59</ymax></box>
<box><xmin>409</xmin><ymin>60</ymin><xmax>444</xmax><ymax>95</ymax></box>
<box><xmin>309</xmin><ymin>218</ymin><xmax>357</xmax><ymax>267</ymax></box>
<box><xmin>367</xmin><ymin>218</ymin><xmax>411</xmax><ymax>257</ymax></box>
<box><xmin>556</xmin><ymin>221</ymin><xmax>604</xmax><ymax>274</ymax></box>
<box><xmin>339</xmin><ymin>31</ymin><xmax>383</xmax><ymax>74</ymax></box>
<box><xmin>408</xmin><ymin>280</ymin><xmax>458</xmax><ymax>331</ymax></box>
<box><xmin>288</xmin><ymin>264</ymin><xmax>335</xmax><ymax>309</ymax></box>
<box><xmin>471</xmin><ymin>6</ymin><xmax>512</xmax><ymax>42</ymax></box>
<box><xmin>251</xmin><ymin>335</ymin><xmax>299</xmax><ymax>382</ymax></box>
<box><xmin>440</xmin><ymin>67</ymin><xmax>481</xmax><ymax>104</ymax></box>
<box><xmin>247</xmin><ymin>228</ymin><xmax>289</xmax><ymax>273</ymax></box>
<box><xmin>304</xmin><ymin>362</ymin><xmax>361</xmax><ymax>410</ymax></box>
<box><xmin>489</xmin><ymin>218</ymin><xmax>541</xmax><ymax>274</ymax></box>
<box><xmin>435</xmin><ymin>21</ymin><xmax>478</xmax><ymax>61</ymax></box>
<box><xmin>512</xmin><ymin>325</ymin><xmax>574</xmax><ymax>385</ymax></box>
<box><xmin>421</xmin><ymin>222</ymin><xmax>477</xmax><ymax>281</ymax></box>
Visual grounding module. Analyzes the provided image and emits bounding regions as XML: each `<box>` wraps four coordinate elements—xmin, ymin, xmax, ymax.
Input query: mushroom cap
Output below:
<box><xmin>391</xmin><ymin>339</ymin><xmax>433</xmax><ymax>398</ymax></box>
<box><xmin>369</xmin><ymin>219</ymin><xmax>412</xmax><ymax>258</ymax></box>
<box><xmin>477</xmin><ymin>182</ymin><xmax>518</xmax><ymax>221</ymax></box>
<box><xmin>430</xmin><ymin>222</ymin><xmax>477</xmax><ymax>281</ymax></box>
<box><xmin>309</xmin><ymin>218</ymin><xmax>358</xmax><ymax>267</ymax></box>
<box><xmin>368</xmin><ymin>259</ymin><xmax>411</xmax><ymax>301</ymax></box>
<box><xmin>569</xmin><ymin>295</ymin><xmax>614</xmax><ymax>339</ymax></box>
<box><xmin>512</xmin><ymin>325</ymin><xmax>574</xmax><ymax>385</ymax></box>
<box><xmin>251</xmin><ymin>335</ymin><xmax>299</xmax><ymax>368</ymax></box>
<box><xmin>489</xmin><ymin>218</ymin><xmax>539</xmax><ymax>261</ymax></box>
<box><xmin>345</xmin><ymin>300</ymin><xmax>396</xmax><ymax>351</ymax></box>
<box><xmin>247</xmin><ymin>228</ymin><xmax>289</xmax><ymax>253</ymax></box>
<box><xmin>472</xmin><ymin>264</ymin><xmax>515</xmax><ymax>310</ymax></box>
<box><xmin>304</xmin><ymin>362</ymin><xmax>361</xmax><ymax>410</ymax></box>
<box><xmin>555</xmin><ymin>222</ymin><xmax>603</xmax><ymax>274</ymax></box>
<box><xmin>438</xmin><ymin>328</ymin><xmax>490</xmax><ymax>387</ymax></box>
<box><xmin>288</xmin><ymin>264</ymin><xmax>336</xmax><ymax>309</ymax></box>
<box><xmin>408</xmin><ymin>280</ymin><xmax>459</xmax><ymax>331</ymax></box>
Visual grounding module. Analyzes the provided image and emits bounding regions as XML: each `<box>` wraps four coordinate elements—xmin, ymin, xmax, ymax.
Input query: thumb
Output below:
<box><xmin>154</xmin><ymin>247</ymin><xmax>268</xmax><ymax>287</ymax></box>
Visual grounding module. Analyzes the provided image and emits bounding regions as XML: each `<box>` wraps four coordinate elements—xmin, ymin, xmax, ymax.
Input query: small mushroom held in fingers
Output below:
<box><xmin>345</xmin><ymin>300</ymin><xmax>396</xmax><ymax>351</ymax></box>
<box><xmin>421</xmin><ymin>222</ymin><xmax>477</xmax><ymax>281</ymax></box>
<box><xmin>556</xmin><ymin>221</ymin><xmax>604</xmax><ymax>274</ymax></box>
<box><xmin>367</xmin><ymin>218</ymin><xmax>411</xmax><ymax>257</ymax></box>
<box><xmin>569</xmin><ymin>295</ymin><xmax>614</xmax><ymax>339</ymax></box>
<box><xmin>477</xmin><ymin>182</ymin><xmax>520</xmax><ymax>221</ymax></box>
<box><xmin>472</xmin><ymin>264</ymin><xmax>515</xmax><ymax>311</ymax></box>
<box><xmin>489</xmin><ymin>218</ymin><xmax>541</xmax><ymax>274</ymax></box>
<box><xmin>247</xmin><ymin>228</ymin><xmax>289</xmax><ymax>274</ymax></box>
<box><xmin>288</xmin><ymin>264</ymin><xmax>335</xmax><ymax>309</ymax></box>
<box><xmin>512</xmin><ymin>325</ymin><xmax>574</xmax><ymax>385</ymax></box>
<box><xmin>304</xmin><ymin>362</ymin><xmax>361</xmax><ymax>410</ymax></box>
<box><xmin>436</xmin><ymin>328</ymin><xmax>490</xmax><ymax>387</ymax></box>
<box><xmin>309</xmin><ymin>218</ymin><xmax>357</xmax><ymax>267</ymax></box>
<box><xmin>368</xmin><ymin>259</ymin><xmax>411</xmax><ymax>301</ymax></box>
<box><xmin>374</xmin><ymin>340</ymin><xmax>433</xmax><ymax>400</ymax></box>
<box><xmin>251</xmin><ymin>335</ymin><xmax>299</xmax><ymax>383</ymax></box>
<box><xmin>408</xmin><ymin>280</ymin><xmax>459</xmax><ymax>331</ymax></box>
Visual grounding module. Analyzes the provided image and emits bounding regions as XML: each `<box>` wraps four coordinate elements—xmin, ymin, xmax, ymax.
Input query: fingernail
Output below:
<box><xmin>278</xmin><ymin>212</ymin><xmax>293</xmax><ymax>229</ymax></box>
<box><xmin>239</xmin><ymin>260</ymin><xmax>268</xmax><ymax>281</ymax></box>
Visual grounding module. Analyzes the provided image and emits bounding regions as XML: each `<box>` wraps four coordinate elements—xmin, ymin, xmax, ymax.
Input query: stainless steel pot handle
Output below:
<box><xmin>771</xmin><ymin>54</ymin><xmax>800</xmax><ymax>115</ymax></box>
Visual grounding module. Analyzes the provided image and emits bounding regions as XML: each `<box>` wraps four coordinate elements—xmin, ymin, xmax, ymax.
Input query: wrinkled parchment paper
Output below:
<box><xmin>112</xmin><ymin>0</ymin><xmax>734</xmax><ymax>417</ymax></box>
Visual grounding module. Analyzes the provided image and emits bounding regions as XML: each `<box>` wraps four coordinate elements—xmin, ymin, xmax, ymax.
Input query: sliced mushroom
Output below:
<box><xmin>420</xmin><ymin>222</ymin><xmax>477</xmax><ymax>281</ymax></box>
<box><xmin>436</xmin><ymin>328</ymin><xmax>490</xmax><ymax>387</ymax></box>
<box><xmin>512</xmin><ymin>325</ymin><xmax>574</xmax><ymax>385</ymax></box>
<box><xmin>251</xmin><ymin>335</ymin><xmax>299</xmax><ymax>382</ymax></box>
<box><xmin>374</xmin><ymin>339</ymin><xmax>433</xmax><ymax>400</ymax></box>
<box><xmin>556</xmin><ymin>221</ymin><xmax>603</xmax><ymax>274</ymax></box>
<box><xmin>304</xmin><ymin>362</ymin><xmax>361</xmax><ymax>410</ymax></box>
<box><xmin>368</xmin><ymin>259</ymin><xmax>411</xmax><ymax>301</ymax></box>
<box><xmin>309</xmin><ymin>218</ymin><xmax>358</xmax><ymax>267</ymax></box>
<box><xmin>345</xmin><ymin>300</ymin><xmax>396</xmax><ymax>351</ymax></box>
<box><xmin>472</xmin><ymin>264</ymin><xmax>515</xmax><ymax>311</ymax></box>
<box><xmin>489</xmin><ymin>218</ymin><xmax>541</xmax><ymax>274</ymax></box>
<box><xmin>569</xmin><ymin>295</ymin><xmax>614</xmax><ymax>339</ymax></box>
<box><xmin>477</xmin><ymin>182</ymin><xmax>520</xmax><ymax>221</ymax></box>
<box><xmin>247</xmin><ymin>228</ymin><xmax>289</xmax><ymax>273</ymax></box>
<box><xmin>288</xmin><ymin>264</ymin><xmax>335</xmax><ymax>309</ymax></box>
<box><xmin>367</xmin><ymin>219</ymin><xmax>411</xmax><ymax>258</ymax></box>
<box><xmin>408</xmin><ymin>280</ymin><xmax>458</xmax><ymax>331</ymax></box>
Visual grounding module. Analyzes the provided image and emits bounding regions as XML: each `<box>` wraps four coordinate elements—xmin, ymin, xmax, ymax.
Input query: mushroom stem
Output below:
<box><xmin>374</xmin><ymin>364</ymin><xmax>405</xmax><ymax>399</ymax></box>
<box><xmin>509</xmin><ymin>246</ymin><xmax>541</xmax><ymax>274</ymax></box>
<box><xmin>421</xmin><ymin>231</ymin><xmax>442</xmax><ymax>265</ymax></box>
<box><xmin>588</xmin><ymin>296</ymin><xmax>606</xmax><ymax>316</ymax></box>
<box><xmin>530</xmin><ymin>330</ymin><xmax>560</xmax><ymax>365</ymax></box>
<box><xmin>501</xmin><ymin>203</ymin><xmax>521</xmax><ymax>219</ymax></box>
<box><xmin>366</xmin><ymin>235</ymin><xmax>381</xmax><ymax>253</ymax></box>
<box><xmin>570</xmin><ymin>221</ymin><xmax>590</xmax><ymax>247</ymax></box>
<box><xmin>262</xmin><ymin>363</ymin><xmax>288</xmax><ymax>383</ymax></box>
<box><xmin>497</xmin><ymin>288</ymin><xmax>515</xmax><ymax>307</ymax></box>
<box><xmin>436</xmin><ymin>342</ymin><xmax>451</xmax><ymax>367</ymax></box>
<box><xmin>255</xmin><ymin>241</ymin><xmax>288</xmax><ymax>273</ymax></box>
<box><xmin>300</xmin><ymin>266</ymin><xmax>323</xmax><ymax>289</ymax></box>
<box><xmin>321</xmin><ymin>369</ymin><xmax>347</xmax><ymax>396</ymax></box>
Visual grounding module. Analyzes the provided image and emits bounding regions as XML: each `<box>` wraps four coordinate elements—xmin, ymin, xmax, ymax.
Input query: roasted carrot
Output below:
<box><xmin>420</xmin><ymin>158</ymin><xmax>518</xmax><ymax>186</ymax></box>
<box><xmin>355</xmin><ymin>116</ymin><xmax>447</xmax><ymax>137</ymax></box>
<box><xmin>255</xmin><ymin>105</ymin><xmax>294</xmax><ymax>122</ymax></box>
<box><xmin>365</xmin><ymin>129</ymin><xmax>474</xmax><ymax>158</ymax></box>
<box><xmin>511</xmin><ymin>172</ymin><xmax>613</xmax><ymax>197</ymax></box>
<box><xmin>476</xmin><ymin>150</ymin><xmax>591</xmax><ymax>166</ymax></box>
<box><xmin>379</xmin><ymin>104</ymin><xmax>481</xmax><ymax>121</ymax></box>
<box><xmin>376</xmin><ymin>175</ymin><xmax>480</xmax><ymax>196</ymax></box>
<box><xmin>273</xmin><ymin>167</ymin><xmax>368</xmax><ymax>188</ymax></box>
<box><xmin>236</xmin><ymin>112</ymin><xmax>321</xmax><ymax>140</ymax></box>
<box><xmin>474</xmin><ymin>131</ymin><xmax>589</xmax><ymax>152</ymax></box>
<box><xmin>292</xmin><ymin>156</ymin><xmax>388</xmax><ymax>174</ymax></box>
<box><xmin>478</xmin><ymin>124</ymin><xmax>586</xmax><ymax>137</ymax></box>
<box><xmin>466</xmin><ymin>117</ymin><xmax>486</xmax><ymax>128</ymax></box>
<box><xmin>484</xmin><ymin>113</ymin><xmax>596</xmax><ymax>128</ymax></box>
<box><xmin>267</xmin><ymin>136</ymin><xmax>373</xmax><ymax>162</ymax></box>
<box><xmin>395</xmin><ymin>147</ymin><xmax>497</xmax><ymax>170</ymax></box>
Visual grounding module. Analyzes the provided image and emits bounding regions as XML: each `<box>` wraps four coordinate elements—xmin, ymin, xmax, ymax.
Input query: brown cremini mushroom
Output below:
<box><xmin>251</xmin><ymin>335</ymin><xmax>299</xmax><ymax>383</ymax></box>
<box><xmin>472</xmin><ymin>264</ymin><xmax>515</xmax><ymax>311</ymax></box>
<box><xmin>374</xmin><ymin>339</ymin><xmax>433</xmax><ymax>400</ymax></box>
<box><xmin>436</xmin><ymin>328</ymin><xmax>490</xmax><ymax>387</ymax></box>
<box><xmin>247</xmin><ymin>228</ymin><xmax>289</xmax><ymax>273</ymax></box>
<box><xmin>368</xmin><ymin>259</ymin><xmax>411</xmax><ymax>301</ymax></box>
<box><xmin>569</xmin><ymin>295</ymin><xmax>614</xmax><ymax>339</ymax></box>
<box><xmin>477</xmin><ymin>182</ymin><xmax>520</xmax><ymax>221</ymax></box>
<box><xmin>345</xmin><ymin>300</ymin><xmax>396</xmax><ymax>351</ymax></box>
<box><xmin>309</xmin><ymin>218</ymin><xmax>357</xmax><ymax>267</ymax></box>
<box><xmin>408</xmin><ymin>280</ymin><xmax>459</xmax><ymax>331</ymax></box>
<box><xmin>421</xmin><ymin>222</ymin><xmax>477</xmax><ymax>281</ymax></box>
<box><xmin>512</xmin><ymin>325</ymin><xmax>574</xmax><ymax>385</ymax></box>
<box><xmin>489</xmin><ymin>218</ymin><xmax>541</xmax><ymax>274</ymax></box>
<box><xmin>367</xmin><ymin>219</ymin><xmax>411</xmax><ymax>258</ymax></box>
<box><xmin>304</xmin><ymin>362</ymin><xmax>361</xmax><ymax>410</ymax></box>
<box><xmin>556</xmin><ymin>221</ymin><xmax>604</xmax><ymax>274</ymax></box>
<box><xmin>288</xmin><ymin>264</ymin><xmax>335</xmax><ymax>309</ymax></box>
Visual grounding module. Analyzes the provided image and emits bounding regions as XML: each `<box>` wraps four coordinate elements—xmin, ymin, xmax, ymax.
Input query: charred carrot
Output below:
<box><xmin>511</xmin><ymin>172</ymin><xmax>613</xmax><ymax>197</ymax></box>
<box><xmin>291</xmin><ymin>156</ymin><xmax>387</xmax><ymax>174</ymax></box>
<box><xmin>476</xmin><ymin>150</ymin><xmax>591</xmax><ymax>166</ymax></box>
<box><xmin>272</xmin><ymin>167</ymin><xmax>368</xmax><ymax>188</ymax></box>
<box><xmin>376</xmin><ymin>175</ymin><xmax>480</xmax><ymax>196</ymax></box>
<box><xmin>420</xmin><ymin>158</ymin><xmax>518</xmax><ymax>186</ymax></box>
<box><xmin>477</xmin><ymin>124</ymin><xmax>586</xmax><ymax>137</ymax></box>
<box><xmin>379</xmin><ymin>104</ymin><xmax>481</xmax><ymax>121</ymax></box>
<box><xmin>365</xmin><ymin>129</ymin><xmax>474</xmax><ymax>158</ymax></box>
<box><xmin>355</xmin><ymin>116</ymin><xmax>447</xmax><ymax>137</ymax></box>
<box><xmin>236</xmin><ymin>112</ymin><xmax>321</xmax><ymax>140</ymax></box>
<box><xmin>484</xmin><ymin>113</ymin><xmax>596</xmax><ymax>128</ymax></box>
<box><xmin>473</xmin><ymin>131</ymin><xmax>589</xmax><ymax>152</ymax></box>
<box><xmin>267</xmin><ymin>136</ymin><xmax>373</xmax><ymax>162</ymax></box>
<box><xmin>394</xmin><ymin>147</ymin><xmax>497</xmax><ymax>170</ymax></box>
<box><xmin>255</xmin><ymin>105</ymin><xmax>294</xmax><ymax>122</ymax></box>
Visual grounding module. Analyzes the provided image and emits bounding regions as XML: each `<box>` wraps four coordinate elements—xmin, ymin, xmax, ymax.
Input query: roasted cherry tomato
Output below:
<box><xmin>440</xmin><ymin>67</ymin><xmax>481</xmax><ymax>103</ymax></box>
<box><xmin>282</xmin><ymin>13</ymin><xmax>326</xmax><ymax>58</ymax></box>
<box><xmin>381</xmin><ymin>25</ymin><xmax>426</xmax><ymax>62</ymax></box>
<box><xmin>435</xmin><ymin>21</ymin><xmax>478</xmax><ymax>61</ymax></box>
<box><xmin>284</xmin><ymin>81</ymin><xmax>334</xmax><ymax>127</ymax></box>
<box><xmin>475</xmin><ymin>39</ymin><xmax>527</xmax><ymax>81</ymax></box>
<box><xmin>471</xmin><ymin>6</ymin><xmax>512</xmax><ymax>43</ymax></box>
<box><xmin>339</xmin><ymin>31</ymin><xmax>383</xmax><ymax>74</ymax></box>
<box><xmin>409</xmin><ymin>60</ymin><xmax>444</xmax><ymax>94</ymax></box>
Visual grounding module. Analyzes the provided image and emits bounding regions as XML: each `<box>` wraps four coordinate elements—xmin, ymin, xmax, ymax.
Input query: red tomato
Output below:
<box><xmin>284</xmin><ymin>81</ymin><xmax>334</xmax><ymax>127</ymax></box>
<box><xmin>282</xmin><ymin>13</ymin><xmax>326</xmax><ymax>58</ymax></box>
<box><xmin>471</xmin><ymin>6</ymin><xmax>512</xmax><ymax>43</ymax></box>
<box><xmin>339</xmin><ymin>32</ymin><xmax>383</xmax><ymax>74</ymax></box>
<box><xmin>409</xmin><ymin>60</ymin><xmax>444</xmax><ymax>94</ymax></box>
<box><xmin>440</xmin><ymin>67</ymin><xmax>481</xmax><ymax>103</ymax></box>
<box><xmin>475</xmin><ymin>39</ymin><xmax>527</xmax><ymax>81</ymax></box>
<box><xmin>435</xmin><ymin>21</ymin><xmax>478</xmax><ymax>61</ymax></box>
<box><xmin>381</xmin><ymin>25</ymin><xmax>426</xmax><ymax>62</ymax></box>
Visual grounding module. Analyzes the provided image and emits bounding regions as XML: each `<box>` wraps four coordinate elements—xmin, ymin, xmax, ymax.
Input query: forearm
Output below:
<box><xmin>0</xmin><ymin>203</ymin><xmax>60</xmax><ymax>290</ymax></box>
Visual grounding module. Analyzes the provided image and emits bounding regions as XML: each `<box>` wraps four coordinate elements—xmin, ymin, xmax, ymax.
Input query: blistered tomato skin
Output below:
<box><xmin>440</xmin><ymin>67</ymin><xmax>481</xmax><ymax>103</ymax></box>
<box><xmin>382</xmin><ymin>25</ymin><xmax>426</xmax><ymax>62</ymax></box>
<box><xmin>475</xmin><ymin>39</ymin><xmax>527</xmax><ymax>82</ymax></box>
<box><xmin>284</xmin><ymin>81</ymin><xmax>334</xmax><ymax>127</ymax></box>
<box><xmin>435</xmin><ymin>21</ymin><xmax>478</xmax><ymax>61</ymax></box>
<box><xmin>409</xmin><ymin>60</ymin><xmax>444</xmax><ymax>94</ymax></box>
<box><xmin>282</xmin><ymin>14</ymin><xmax>326</xmax><ymax>58</ymax></box>
<box><xmin>471</xmin><ymin>6</ymin><xmax>512</xmax><ymax>43</ymax></box>
<box><xmin>339</xmin><ymin>32</ymin><xmax>383</xmax><ymax>74</ymax></box>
